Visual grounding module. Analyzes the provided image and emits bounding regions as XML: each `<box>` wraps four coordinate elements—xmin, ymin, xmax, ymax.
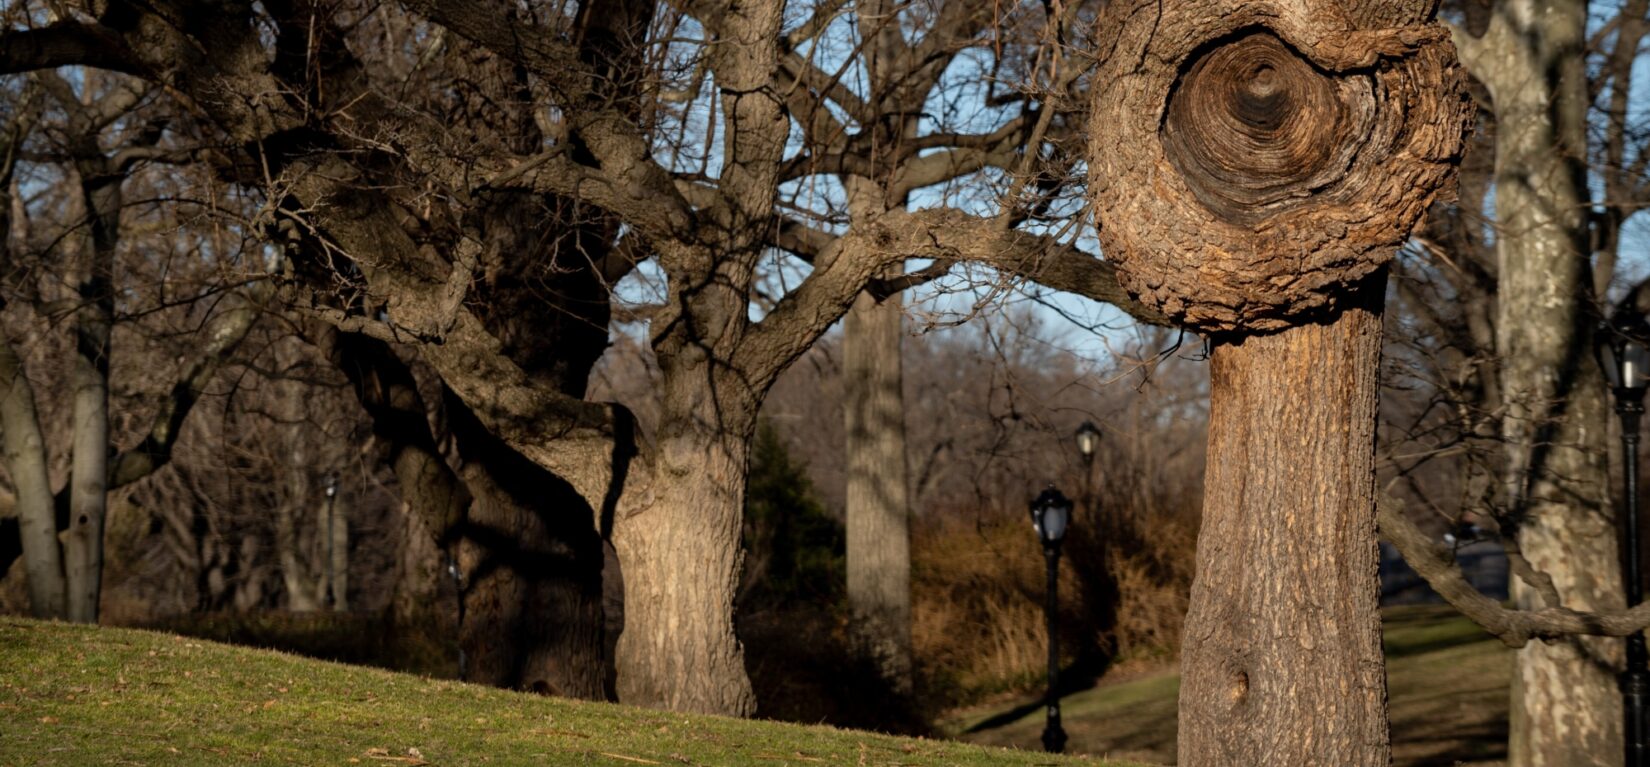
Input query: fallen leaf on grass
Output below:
<box><xmin>597</xmin><ymin>753</ymin><xmax>662</xmax><ymax>764</ymax></box>
<box><xmin>361</xmin><ymin>747</ymin><xmax>429</xmax><ymax>765</ymax></box>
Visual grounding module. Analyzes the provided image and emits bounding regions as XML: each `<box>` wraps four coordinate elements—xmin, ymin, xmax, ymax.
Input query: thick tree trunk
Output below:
<box><xmin>843</xmin><ymin>289</ymin><xmax>913</xmax><ymax>694</ymax></box>
<box><xmin>614</xmin><ymin>429</ymin><xmax>756</xmax><ymax>715</ymax></box>
<box><xmin>447</xmin><ymin>396</ymin><xmax>607</xmax><ymax>699</ymax></box>
<box><xmin>0</xmin><ymin>338</ymin><xmax>65</xmax><ymax>618</ymax></box>
<box><xmin>1179</xmin><ymin>282</ymin><xmax>1389</xmax><ymax>767</ymax></box>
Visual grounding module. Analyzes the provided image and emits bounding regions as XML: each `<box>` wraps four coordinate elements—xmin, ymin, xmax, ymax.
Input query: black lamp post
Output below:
<box><xmin>1029</xmin><ymin>484</ymin><xmax>1073</xmax><ymax>754</ymax></box>
<box><xmin>1601</xmin><ymin>307</ymin><xmax>1650</xmax><ymax>767</ymax></box>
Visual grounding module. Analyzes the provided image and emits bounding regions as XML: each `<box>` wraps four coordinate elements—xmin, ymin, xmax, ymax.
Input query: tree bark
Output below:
<box><xmin>1451</xmin><ymin>0</ymin><xmax>1622</xmax><ymax>760</ymax></box>
<box><xmin>63</xmin><ymin>161</ymin><xmax>119</xmax><ymax>624</ymax></box>
<box><xmin>0</xmin><ymin>338</ymin><xmax>65</xmax><ymax>618</ymax></box>
<box><xmin>614</xmin><ymin>428</ymin><xmax>756</xmax><ymax>715</ymax></box>
<box><xmin>1179</xmin><ymin>280</ymin><xmax>1389</xmax><ymax>767</ymax></box>
<box><xmin>446</xmin><ymin>394</ymin><xmax>607</xmax><ymax>699</ymax></box>
<box><xmin>843</xmin><ymin>288</ymin><xmax>913</xmax><ymax>694</ymax></box>
<box><xmin>326</xmin><ymin>489</ymin><xmax>348</xmax><ymax>611</ymax></box>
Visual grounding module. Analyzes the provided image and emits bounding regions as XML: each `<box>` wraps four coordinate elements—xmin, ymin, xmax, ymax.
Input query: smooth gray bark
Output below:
<box><xmin>1454</xmin><ymin>3</ymin><xmax>1623</xmax><ymax>762</ymax></box>
<box><xmin>0</xmin><ymin>338</ymin><xmax>64</xmax><ymax>617</ymax></box>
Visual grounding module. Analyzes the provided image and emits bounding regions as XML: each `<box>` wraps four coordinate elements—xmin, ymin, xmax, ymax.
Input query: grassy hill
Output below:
<box><xmin>946</xmin><ymin>605</ymin><xmax>1512</xmax><ymax>766</ymax></box>
<box><xmin>0</xmin><ymin>617</ymin><xmax>1143</xmax><ymax>766</ymax></box>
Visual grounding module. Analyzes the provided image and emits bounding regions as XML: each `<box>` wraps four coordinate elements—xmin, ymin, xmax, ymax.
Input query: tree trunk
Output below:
<box><xmin>0</xmin><ymin>338</ymin><xmax>65</xmax><ymax>618</ymax></box>
<box><xmin>274</xmin><ymin>493</ymin><xmax>322</xmax><ymax>612</ymax></box>
<box><xmin>614</xmin><ymin>429</ymin><xmax>756</xmax><ymax>715</ymax></box>
<box><xmin>326</xmin><ymin>490</ymin><xmax>348</xmax><ymax>611</ymax></box>
<box><xmin>447</xmin><ymin>395</ymin><xmax>607</xmax><ymax>699</ymax></box>
<box><xmin>1179</xmin><ymin>281</ymin><xmax>1389</xmax><ymax>767</ymax></box>
<box><xmin>1453</xmin><ymin>0</ymin><xmax>1622</xmax><ymax>759</ymax></box>
<box><xmin>63</xmin><ymin>166</ymin><xmax>119</xmax><ymax>624</ymax></box>
<box><xmin>843</xmin><ymin>288</ymin><xmax>913</xmax><ymax>694</ymax></box>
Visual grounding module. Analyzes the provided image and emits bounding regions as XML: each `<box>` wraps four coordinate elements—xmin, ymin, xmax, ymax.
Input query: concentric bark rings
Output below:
<box><xmin>1163</xmin><ymin>32</ymin><xmax>1375</xmax><ymax>226</ymax></box>
<box><xmin>1088</xmin><ymin>1</ymin><xmax>1473</xmax><ymax>333</ymax></box>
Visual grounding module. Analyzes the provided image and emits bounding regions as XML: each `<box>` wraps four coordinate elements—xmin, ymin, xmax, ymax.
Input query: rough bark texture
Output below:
<box><xmin>1089</xmin><ymin>0</ymin><xmax>1472</xmax><ymax>333</ymax></box>
<box><xmin>614</xmin><ymin>429</ymin><xmax>755</xmax><ymax>715</ymax></box>
<box><xmin>843</xmin><ymin>288</ymin><xmax>913</xmax><ymax>694</ymax></box>
<box><xmin>1452</xmin><ymin>0</ymin><xmax>1622</xmax><ymax>759</ymax></box>
<box><xmin>1181</xmin><ymin>286</ymin><xmax>1388</xmax><ymax>766</ymax></box>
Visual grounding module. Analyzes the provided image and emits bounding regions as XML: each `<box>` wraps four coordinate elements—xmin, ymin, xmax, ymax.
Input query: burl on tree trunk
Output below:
<box><xmin>1086</xmin><ymin>0</ymin><xmax>1472</xmax><ymax>762</ymax></box>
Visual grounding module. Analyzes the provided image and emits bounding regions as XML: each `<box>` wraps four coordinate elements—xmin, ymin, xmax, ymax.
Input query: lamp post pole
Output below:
<box><xmin>1620</xmin><ymin>392</ymin><xmax>1648</xmax><ymax>767</ymax></box>
<box><xmin>324</xmin><ymin>474</ymin><xmax>338</xmax><ymax>610</ymax></box>
<box><xmin>1030</xmin><ymin>485</ymin><xmax>1072</xmax><ymax>754</ymax></box>
<box><xmin>1600</xmin><ymin>309</ymin><xmax>1650</xmax><ymax>767</ymax></box>
<box><xmin>1042</xmin><ymin>540</ymin><xmax>1066</xmax><ymax>754</ymax></box>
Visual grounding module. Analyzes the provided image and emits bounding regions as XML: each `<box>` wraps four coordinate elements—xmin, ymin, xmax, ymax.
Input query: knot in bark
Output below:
<box><xmin>1087</xmin><ymin>0</ymin><xmax>1473</xmax><ymax>333</ymax></box>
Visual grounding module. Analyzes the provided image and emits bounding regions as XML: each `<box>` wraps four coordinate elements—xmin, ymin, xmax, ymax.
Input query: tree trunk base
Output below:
<box><xmin>1179</xmin><ymin>285</ymin><xmax>1389</xmax><ymax>767</ymax></box>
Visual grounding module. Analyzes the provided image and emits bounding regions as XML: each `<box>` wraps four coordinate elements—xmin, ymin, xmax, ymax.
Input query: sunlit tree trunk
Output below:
<box><xmin>843</xmin><ymin>285</ymin><xmax>912</xmax><ymax>694</ymax></box>
<box><xmin>1452</xmin><ymin>0</ymin><xmax>1622</xmax><ymax>760</ymax></box>
<box><xmin>1180</xmin><ymin>285</ymin><xmax>1389</xmax><ymax>765</ymax></box>
<box><xmin>1085</xmin><ymin>0</ymin><xmax>1471</xmax><ymax>758</ymax></box>
<box><xmin>0</xmin><ymin>338</ymin><xmax>64</xmax><ymax>618</ymax></box>
<box><xmin>63</xmin><ymin>154</ymin><xmax>120</xmax><ymax>624</ymax></box>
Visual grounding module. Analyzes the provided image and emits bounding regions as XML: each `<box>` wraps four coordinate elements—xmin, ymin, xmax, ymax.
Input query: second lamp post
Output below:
<box><xmin>1601</xmin><ymin>308</ymin><xmax>1650</xmax><ymax>767</ymax></box>
<box><xmin>1029</xmin><ymin>484</ymin><xmax>1073</xmax><ymax>754</ymax></box>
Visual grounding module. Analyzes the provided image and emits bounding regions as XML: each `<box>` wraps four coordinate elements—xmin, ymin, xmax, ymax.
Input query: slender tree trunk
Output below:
<box><xmin>63</xmin><ymin>167</ymin><xmax>118</xmax><ymax>624</ymax></box>
<box><xmin>1179</xmin><ymin>281</ymin><xmax>1389</xmax><ymax>767</ymax></box>
<box><xmin>614</xmin><ymin>427</ymin><xmax>756</xmax><ymax>715</ymax></box>
<box><xmin>843</xmin><ymin>288</ymin><xmax>912</xmax><ymax>694</ymax></box>
<box><xmin>1453</xmin><ymin>0</ymin><xmax>1622</xmax><ymax>760</ymax></box>
<box><xmin>327</xmin><ymin>490</ymin><xmax>348</xmax><ymax>611</ymax></box>
<box><xmin>275</xmin><ymin>494</ymin><xmax>322</xmax><ymax>612</ymax></box>
<box><xmin>0</xmin><ymin>338</ymin><xmax>65</xmax><ymax>618</ymax></box>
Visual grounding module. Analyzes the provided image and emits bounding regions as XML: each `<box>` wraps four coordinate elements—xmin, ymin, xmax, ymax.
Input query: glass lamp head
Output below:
<box><xmin>1075</xmin><ymin>421</ymin><xmax>1101</xmax><ymax>460</ymax></box>
<box><xmin>1601</xmin><ymin>310</ymin><xmax>1650</xmax><ymax>396</ymax></box>
<box><xmin>1030</xmin><ymin>485</ymin><xmax>1074</xmax><ymax>546</ymax></box>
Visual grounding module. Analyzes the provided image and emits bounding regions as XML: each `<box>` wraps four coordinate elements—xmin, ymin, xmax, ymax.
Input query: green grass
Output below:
<box><xmin>0</xmin><ymin>617</ymin><xmax>1145</xmax><ymax>766</ymax></box>
<box><xmin>946</xmin><ymin>605</ymin><xmax>1512</xmax><ymax>766</ymax></box>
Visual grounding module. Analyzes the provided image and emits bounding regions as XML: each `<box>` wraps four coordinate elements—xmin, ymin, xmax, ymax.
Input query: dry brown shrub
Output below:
<box><xmin>1106</xmin><ymin>511</ymin><xmax>1199</xmax><ymax>666</ymax></box>
<box><xmin>911</xmin><ymin>499</ymin><xmax>1198</xmax><ymax>706</ymax></box>
<box><xmin>911</xmin><ymin>507</ymin><xmax>1084</xmax><ymax>703</ymax></box>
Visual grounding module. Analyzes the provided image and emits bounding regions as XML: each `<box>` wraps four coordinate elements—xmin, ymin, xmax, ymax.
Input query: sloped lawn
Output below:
<box><xmin>0</xmin><ymin>617</ymin><xmax>1148</xmax><ymax>766</ymax></box>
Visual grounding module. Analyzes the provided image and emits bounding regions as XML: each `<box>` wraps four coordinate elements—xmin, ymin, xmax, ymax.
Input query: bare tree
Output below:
<box><xmin>0</xmin><ymin>66</ymin><xmax>265</xmax><ymax>622</ymax></box>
